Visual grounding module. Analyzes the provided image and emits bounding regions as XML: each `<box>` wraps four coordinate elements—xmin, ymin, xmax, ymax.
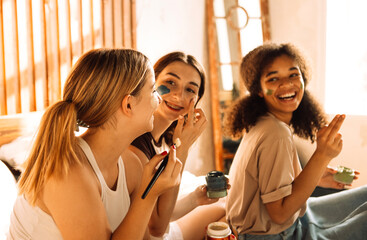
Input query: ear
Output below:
<box><xmin>258</xmin><ymin>91</ymin><xmax>264</xmax><ymax>98</ymax></box>
<box><xmin>121</xmin><ymin>95</ymin><xmax>133</xmax><ymax>116</ymax></box>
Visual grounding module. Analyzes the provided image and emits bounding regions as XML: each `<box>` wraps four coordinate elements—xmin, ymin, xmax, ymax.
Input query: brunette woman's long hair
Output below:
<box><xmin>224</xmin><ymin>43</ymin><xmax>326</xmax><ymax>142</ymax></box>
<box><xmin>153</xmin><ymin>52</ymin><xmax>206</xmax><ymax>146</ymax></box>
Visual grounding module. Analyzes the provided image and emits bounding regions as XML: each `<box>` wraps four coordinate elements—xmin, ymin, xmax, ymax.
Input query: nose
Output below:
<box><xmin>280</xmin><ymin>77</ymin><xmax>294</xmax><ymax>86</ymax></box>
<box><xmin>171</xmin><ymin>88</ymin><xmax>185</xmax><ymax>101</ymax></box>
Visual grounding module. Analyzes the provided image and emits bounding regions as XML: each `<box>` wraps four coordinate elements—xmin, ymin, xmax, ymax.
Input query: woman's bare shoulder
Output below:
<box><xmin>39</xmin><ymin>160</ymin><xmax>110</xmax><ymax>239</ymax></box>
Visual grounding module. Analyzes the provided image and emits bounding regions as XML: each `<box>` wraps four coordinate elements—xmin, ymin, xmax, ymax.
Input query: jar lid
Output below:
<box><xmin>207</xmin><ymin>222</ymin><xmax>231</xmax><ymax>237</ymax></box>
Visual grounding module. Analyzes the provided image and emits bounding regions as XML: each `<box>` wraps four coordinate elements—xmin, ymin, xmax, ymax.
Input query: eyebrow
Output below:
<box><xmin>167</xmin><ymin>72</ymin><xmax>200</xmax><ymax>88</ymax></box>
<box><xmin>265</xmin><ymin>67</ymin><xmax>299</xmax><ymax>77</ymax></box>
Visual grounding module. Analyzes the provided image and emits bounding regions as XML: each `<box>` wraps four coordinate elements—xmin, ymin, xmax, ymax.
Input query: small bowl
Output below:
<box><xmin>333</xmin><ymin>165</ymin><xmax>355</xmax><ymax>185</ymax></box>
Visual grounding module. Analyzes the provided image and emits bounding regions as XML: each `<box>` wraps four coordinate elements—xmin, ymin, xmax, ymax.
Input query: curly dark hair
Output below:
<box><xmin>224</xmin><ymin>43</ymin><xmax>326</xmax><ymax>143</ymax></box>
<box><xmin>154</xmin><ymin>52</ymin><xmax>206</xmax><ymax>146</ymax></box>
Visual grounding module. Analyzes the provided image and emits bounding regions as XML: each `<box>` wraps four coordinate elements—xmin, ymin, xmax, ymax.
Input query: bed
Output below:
<box><xmin>0</xmin><ymin>112</ymin><xmax>43</xmax><ymax>239</ymax></box>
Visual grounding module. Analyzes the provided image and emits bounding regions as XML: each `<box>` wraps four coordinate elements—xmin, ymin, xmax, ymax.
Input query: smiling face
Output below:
<box><xmin>155</xmin><ymin>61</ymin><xmax>201</xmax><ymax>121</ymax></box>
<box><xmin>259</xmin><ymin>54</ymin><xmax>305</xmax><ymax>124</ymax></box>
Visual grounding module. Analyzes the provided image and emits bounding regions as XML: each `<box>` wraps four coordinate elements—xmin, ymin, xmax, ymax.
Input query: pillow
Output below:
<box><xmin>0</xmin><ymin>160</ymin><xmax>17</xmax><ymax>239</ymax></box>
<box><xmin>0</xmin><ymin>134</ymin><xmax>35</xmax><ymax>170</ymax></box>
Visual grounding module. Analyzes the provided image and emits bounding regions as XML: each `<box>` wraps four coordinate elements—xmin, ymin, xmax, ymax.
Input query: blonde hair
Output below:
<box><xmin>18</xmin><ymin>48</ymin><xmax>151</xmax><ymax>205</ymax></box>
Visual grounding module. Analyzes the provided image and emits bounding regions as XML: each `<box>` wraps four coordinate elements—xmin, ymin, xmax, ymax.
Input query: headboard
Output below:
<box><xmin>0</xmin><ymin>112</ymin><xmax>43</xmax><ymax>147</ymax></box>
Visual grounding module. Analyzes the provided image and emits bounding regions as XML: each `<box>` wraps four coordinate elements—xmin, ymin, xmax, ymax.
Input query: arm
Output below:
<box><xmin>265</xmin><ymin>114</ymin><xmax>345</xmax><ymax>224</ymax></box>
<box><xmin>149</xmin><ymin>101</ymin><xmax>208</xmax><ymax>236</ymax></box>
<box><xmin>170</xmin><ymin>185</ymin><xmax>219</xmax><ymax>221</ymax></box>
<box><xmin>42</xmin><ymin>148</ymin><xmax>181</xmax><ymax>240</ymax></box>
<box><xmin>128</xmin><ymin>101</ymin><xmax>208</xmax><ymax>237</ymax></box>
<box><xmin>173</xmin><ymin>100</ymin><xmax>207</xmax><ymax>165</ymax></box>
<box><xmin>128</xmin><ymin>144</ymin><xmax>180</xmax><ymax>237</ymax></box>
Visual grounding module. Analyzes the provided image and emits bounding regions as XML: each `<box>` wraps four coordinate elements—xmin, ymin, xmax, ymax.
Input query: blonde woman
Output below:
<box><xmin>8</xmin><ymin>49</ymin><xmax>182</xmax><ymax>240</ymax></box>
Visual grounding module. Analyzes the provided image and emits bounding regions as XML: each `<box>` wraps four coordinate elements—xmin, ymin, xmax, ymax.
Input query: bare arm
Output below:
<box><xmin>265</xmin><ymin>114</ymin><xmax>345</xmax><ymax>224</ymax></box>
<box><xmin>128</xmin><ymin>101</ymin><xmax>208</xmax><ymax>237</ymax></box>
<box><xmin>42</xmin><ymin>149</ymin><xmax>181</xmax><ymax>240</ymax></box>
<box><xmin>170</xmin><ymin>185</ymin><xmax>219</xmax><ymax>221</ymax></box>
<box><xmin>128</xmin><ymin>145</ymin><xmax>181</xmax><ymax>237</ymax></box>
<box><xmin>149</xmin><ymin>101</ymin><xmax>208</xmax><ymax>236</ymax></box>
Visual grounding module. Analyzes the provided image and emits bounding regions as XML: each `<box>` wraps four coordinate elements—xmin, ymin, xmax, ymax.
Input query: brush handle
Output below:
<box><xmin>141</xmin><ymin>155</ymin><xmax>169</xmax><ymax>199</ymax></box>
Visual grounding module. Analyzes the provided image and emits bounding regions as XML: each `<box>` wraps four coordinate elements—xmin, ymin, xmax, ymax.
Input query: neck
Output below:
<box><xmin>268</xmin><ymin>111</ymin><xmax>292</xmax><ymax>125</ymax></box>
<box><xmin>81</xmin><ymin>125</ymin><xmax>135</xmax><ymax>171</ymax></box>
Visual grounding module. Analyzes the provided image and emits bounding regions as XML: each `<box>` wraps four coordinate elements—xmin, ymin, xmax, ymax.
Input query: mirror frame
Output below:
<box><xmin>206</xmin><ymin>0</ymin><xmax>271</xmax><ymax>171</ymax></box>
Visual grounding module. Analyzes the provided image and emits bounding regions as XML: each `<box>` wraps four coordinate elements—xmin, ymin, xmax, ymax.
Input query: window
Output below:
<box><xmin>325</xmin><ymin>0</ymin><xmax>367</xmax><ymax>115</ymax></box>
<box><xmin>0</xmin><ymin>0</ymin><xmax>135</xmax><ymax>115</ymax></box>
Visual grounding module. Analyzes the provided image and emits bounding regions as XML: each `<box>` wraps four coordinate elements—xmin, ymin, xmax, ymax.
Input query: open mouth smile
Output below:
<box><xmin>165</xmin><ymin>101</ymin><xmax>184</xmax><ymax>111</ymax></box>
<box><xmin>277</xmin><ymin>91</ymin><xmax>296</xmax><ymax>101</ymax></box>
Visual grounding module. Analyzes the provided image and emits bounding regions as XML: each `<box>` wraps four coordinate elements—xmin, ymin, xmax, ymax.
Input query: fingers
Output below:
<box><xmin>194</xmin><ymin>108</ymin><xmax>207</xmax><ymax>127</ymax></box>
<box><xmin>164</xmin><ymin>145</ymin><xmax>182</xmax><ymax>178</ymax></box>
<box><xmin>324</xmin><ymin>114</ymin><xmax>345</xmax><ymax>139</ymax></box>
<box><xmin>335</xmin><ymin>182</ymin><xmax>346</xmax><ymax>189</ymax></box>
<box><xmin>173</xmin><ymin>115</ymin><xmax>184</xmax><ymax>140</ymax></box>
<box><xmin>186</xmin><ymin>99</ymin><xmax>196</xmax><ymax>125</ymax></box>
<box><xmin>148</xmin><ymin>151</ymin><xmax>168</xmax><ymax>170</ymax></box>
<box><xmin>326</xmin><ymin>166</ymin><xmax>337</xmax><ymax>174</ymax></box>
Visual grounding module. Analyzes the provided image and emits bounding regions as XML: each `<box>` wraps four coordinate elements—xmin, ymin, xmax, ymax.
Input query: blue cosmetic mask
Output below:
<box><xmin>157</xmin><ymin>85</ymin><xmax>170</xmax><ymax>96</ymax></box>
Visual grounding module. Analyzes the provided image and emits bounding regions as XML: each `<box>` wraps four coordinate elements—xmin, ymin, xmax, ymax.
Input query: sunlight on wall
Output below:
<box><xmin>325</xmin><ymin>0</ymin><xmax>367</xmax><ymax>115</ymax></box>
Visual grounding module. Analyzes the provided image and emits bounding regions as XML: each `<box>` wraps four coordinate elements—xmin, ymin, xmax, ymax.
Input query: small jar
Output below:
<box><xmin>206</xmin><ymin>171</ymin><xmax>227</xmax><ymax>198</ymax></box>
<box><xmin>333</xmin><ymin>165</ymin><xmax>355</xmax><ymax>184</ymax></box>
<box><xmin>206</xmin><ymin>222</ymin><xmax>232</xmax><ymax>240</ymax></box>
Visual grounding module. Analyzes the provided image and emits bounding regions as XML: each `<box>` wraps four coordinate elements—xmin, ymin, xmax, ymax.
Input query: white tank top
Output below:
<box><xmin>8</xmin><ymin>138</ymin><xmax>130</xmax><ymax>239</ymax></box>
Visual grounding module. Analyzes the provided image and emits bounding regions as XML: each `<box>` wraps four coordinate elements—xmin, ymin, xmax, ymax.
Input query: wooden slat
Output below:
<box><xmin>260</xmin><ymin>0</ymin><xmax>271</xmax><ymax>41</ymax></box>
<box><xmin>100</xmin><ymin>0</ymin><xmax>104</xmax><ymax>46</ymax></box>
<box><xmin>0</xmin><ymin>0</ymin><xmax>7</xmax><ymax>115</ymax></box>
<box><xmin>89</xmin><ymin>0</ymin><xmax>94</xmax><ymax>49</ymax></box>
<box><xmin>122</xmin><ymin>0</ymin><xmax>131</xmax><ymax>48</ymax></box>
<box><xmin>78</xmin><ymin>0</ymin><xmax>83</xmax><ymax>53</ymax></box>
<box><xmin>102</xmin><ymin>0</ymin><xmax>113</xmax><ymax>48</ymax></box>
<box><xmin>41</xmin><ymin>0</ymin><xmax>49</xmax><ymax>108</ymax></box>
<box><xmin>130</xmin><ymin>0</ymin><xmax>136</xmax><ymax>49</ymax></box>
<box><xmin>26</xmin><ymin>0</ymin><xmax>36</xmax><ymax>111</ymax></box>
<box><xmin>69</xmin><ymin>0</ymin><xmax>83</xmax><ymax>62</ymax></box>
<box><xmin>11</xmin><ymin>0</ymin><xmax>21</xmax><ymax>113</ymax></box>
<box><xmin>92</xmin><ymin>0</ymin><xmax>102</xmax><ymax>48</ymax></box>
<box><xmin>207</xmin><ymin>0</ymin><xmax>224</xmax><ymax>171</ymax></box>
<box><xmin>45</xmin><ymin>0</ymin><xmax>61</xmax><ymax>105</ymax></box>
<box><xmin>66</xmin><ymin>0</ymin><xmax>72</xmax><ymax>68</ymax></box>
<box><xmin>113</xmin><ymin>0</ymin><xmax>123</xmax><ymax>48</ymax></box>
<box><xmin>111</xmin><ymin>0</ymin><xmax>115</xmax><ymax>47</ymax></box>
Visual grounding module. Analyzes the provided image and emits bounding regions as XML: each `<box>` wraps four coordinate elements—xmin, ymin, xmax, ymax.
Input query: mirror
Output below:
<box><xmin>207</xmin><ymin>0</ymin><xmax>271</xmax><ymax>172</ymax></box>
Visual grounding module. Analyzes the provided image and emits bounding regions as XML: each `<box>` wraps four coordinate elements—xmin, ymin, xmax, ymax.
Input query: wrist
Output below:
<box><xmin>312</xmin><ymin>150</ymin><xmax>333</xmax><ymax>164</ymax></box>
<box><xmin>188</xmin><ymin>191</ymin><xmax>200</xmax><ymax>209</ymax></box>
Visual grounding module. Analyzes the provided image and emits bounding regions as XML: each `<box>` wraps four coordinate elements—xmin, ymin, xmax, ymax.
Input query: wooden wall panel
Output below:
<box><xmin>0</xmin><ymin>0</ymin><xmax>7</xmax><ymax>115</ymax></box>
<box><xmin>0</xmin><ymin>0</ymin><xmax>135</xmax><ymax>117</ymax></box>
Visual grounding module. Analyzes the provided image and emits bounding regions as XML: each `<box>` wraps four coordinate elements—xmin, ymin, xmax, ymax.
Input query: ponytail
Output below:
<box><xmin>18</xmin><ymin>101</ymin><xmax>80</xmax><ymax>206</ymax></box>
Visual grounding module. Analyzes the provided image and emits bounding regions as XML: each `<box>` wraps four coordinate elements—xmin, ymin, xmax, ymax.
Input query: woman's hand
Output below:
<box><xmin>139</xmin><ymin>145</ymin><xmax>182</xmax><ymax>199</ymax></box>
<box><xmin>173</xmin><ymin>99</ymin><xmax>207</xmax><ymax>153</ymax></box>
<box><xmin>318</xmin><ymin>166</ymin><xmax>360</xmax><ymax>189</ymax></box>
<box><xmin>193</xmin><ymin>180</ymin><xmax>231</xmax><ymax>206</ymax></box>
<box><xmin>192</xmin><ymin>185</ymin><xmax>220</xmax><ymax>206</ymax></box>
<box><xmin>315</xmin><ymin>114</ymin><xmax>345</xmax><ymax>161</ymax></box>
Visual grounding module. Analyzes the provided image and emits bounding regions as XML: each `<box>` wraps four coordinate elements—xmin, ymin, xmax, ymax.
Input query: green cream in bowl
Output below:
<box><xmin>333</xmin><ymin>166</ymin><xmax>355</xmax><ymax>185</ymax></box>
